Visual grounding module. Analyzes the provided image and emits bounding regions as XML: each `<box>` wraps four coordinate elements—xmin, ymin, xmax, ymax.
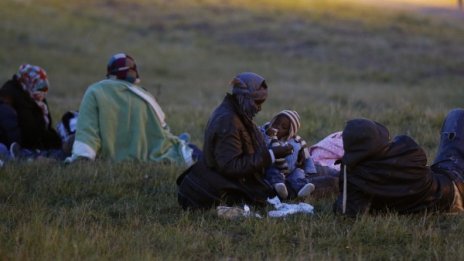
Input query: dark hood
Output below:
<box><xmin>342</xmin><ymin>118</ymin><xmax>390</xmax><ymax>168</ymax></box>
<box><xmin>232</xmin><ymin>72</ymin><xmax>265</xmax><ymax>92</ymax></box>
<box><xmin>231</xmin><ymin>72</ymin><xmax>267</xmax><ymax>101</ymax></box>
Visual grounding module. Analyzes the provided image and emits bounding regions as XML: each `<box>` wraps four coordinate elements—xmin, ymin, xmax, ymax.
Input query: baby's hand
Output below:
<box><xmin>271</xmin><ymin>143</ymin><xmax>293</xmax><ymax>158</ymax></box>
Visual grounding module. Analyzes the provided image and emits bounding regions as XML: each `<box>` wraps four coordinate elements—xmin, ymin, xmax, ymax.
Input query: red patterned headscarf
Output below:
<box><xmin>16</xmin><ymin>64</ymin><xmax>50</xmax><ymax>126</ymax></box>
<box><xmin>16</xmin><ymin>64</ymin><xmax>49</xmax><ymax>94</ymax></box>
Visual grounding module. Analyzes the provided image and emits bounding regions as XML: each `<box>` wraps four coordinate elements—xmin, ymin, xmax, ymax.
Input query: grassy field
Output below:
<box><xmin>2</xmin><ymin>0</ymin><xmax>464</xmax><ymax>259</ymax></box>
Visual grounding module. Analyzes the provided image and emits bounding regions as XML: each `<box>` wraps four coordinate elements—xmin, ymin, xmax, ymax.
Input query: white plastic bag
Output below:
<box><xmin>267</xmin><ymin>196</ymin><xmax>314</xmax><ymax>218</ymax></box>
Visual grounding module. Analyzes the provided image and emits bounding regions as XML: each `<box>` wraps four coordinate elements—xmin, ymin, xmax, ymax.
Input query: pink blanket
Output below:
<box><xmin>309</xmin><ymin>131</ymin><xmax>344</xmax><ymax>171</ymax></box>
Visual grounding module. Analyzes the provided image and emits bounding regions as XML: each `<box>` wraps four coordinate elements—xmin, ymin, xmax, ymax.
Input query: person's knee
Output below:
<box><xmin>446</xmin><ymin>108</ymin><xmax>464</xmax><ymax>123</ymax></box>
<box><xmin>288</xmin><ymin>167</ymin><xmax>305</xmax><ymax>179</ymax></box>
<box><xmin>441</xmin><ymin>108</ymin><xmax>464</xmax><ymax>137</ymax></box>
<box><xmin>449</xmin><ymin>108</ymin><xmax>464</xmax><ymax>115</ymax></box>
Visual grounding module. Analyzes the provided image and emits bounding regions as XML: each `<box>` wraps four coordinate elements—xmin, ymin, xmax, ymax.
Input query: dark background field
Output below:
<box><xmin>1</xmin><ymin>0</ymin><xmax>464</xmax><ymax>259</ymax></box>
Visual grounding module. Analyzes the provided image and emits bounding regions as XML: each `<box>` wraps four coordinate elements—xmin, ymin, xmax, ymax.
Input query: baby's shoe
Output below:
<box><xmin>274</xmin><ymin>183</ymin><xmax>288</xmax><ymax>199</ymax></box>
<box><xmin>297</xmin><ymin>183</ymin><xmax>315</xmax><ymax>198</ymax></box>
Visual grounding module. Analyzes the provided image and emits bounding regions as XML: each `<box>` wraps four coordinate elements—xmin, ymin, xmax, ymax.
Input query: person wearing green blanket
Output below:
<box><xmin>65</xmin><ymin>53</ymin><xmax>199</xmax><ymax>165</ymax></box>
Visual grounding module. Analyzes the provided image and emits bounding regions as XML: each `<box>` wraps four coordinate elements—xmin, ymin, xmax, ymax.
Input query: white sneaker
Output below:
<box><xmin>297</xmin><ymin>183</ymin><xmax>315</xmax><ymax>198</ymax></box>
<box><xmin>274</xmin><ymin>183</ymin><xmax>288</xmax><ymax>199</ymax></box>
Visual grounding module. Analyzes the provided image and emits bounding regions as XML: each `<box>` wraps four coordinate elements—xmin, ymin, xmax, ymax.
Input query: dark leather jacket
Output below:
<box><xmin>177</xmin><ymin>94</ymin><xmax>273</xmax><ymax>209</ymax></box>
<box><xmin>203</xmin><ymin>94</ymin><xmax>271</xmax><ymax>178</ymax></box>
<box><xmin>334</xmin><ymin>119</ymin><xmax>455</xmax><ymax>216</ymax></box>
<box><xmin>0</xmin><ymin>76</ymin><xmax>61</xmax><ymax>150</ymax></box>
<box><xmin>0</xmin><ymin>100</ymin><xmax>21</xmax><ymax>147</ymax></box>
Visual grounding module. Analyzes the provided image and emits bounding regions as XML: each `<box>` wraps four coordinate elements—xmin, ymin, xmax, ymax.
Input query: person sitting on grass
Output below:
<box><xmin>177</xmin><ymin>72</ymin><xmax>294</xmax><ymax>210</ymax></box>
<box><xmin>0</xmin><ymin>96</ymin><xmax>20</xmax><ymax>166</ymax></box>
<box><xmin>65</xmin><ymin>53</ymin><xmax>200</xmax><ymax>165</ymax></box>
<box><xmin>0</xmin><ymin>64</ymin><xmax>69</xmax><ymax>162</ymax></box>
<box><xmin>260</xmin><ymin>110</ymin><xmax>316</xmax><ymax>200</ymax></box>
<box><xmin>334</xmin><ymin>108</ymin><xmax>464</xmax><ymax>216</ymax></box>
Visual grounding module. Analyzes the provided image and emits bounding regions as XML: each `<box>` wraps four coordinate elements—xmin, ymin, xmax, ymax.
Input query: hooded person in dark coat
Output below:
<box><xmin>334</xmin><ymin>109</ymin><xmax>464</xmax><ymax>217</ymax></box>
<box><xmin>177</xmin><ymin>72</ymin><xmax>293</xmax><ymax>209</ymax></box>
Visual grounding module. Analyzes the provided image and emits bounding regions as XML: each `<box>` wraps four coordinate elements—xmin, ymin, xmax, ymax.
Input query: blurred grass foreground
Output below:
<box><xmin>1</xmin><ymin>0</ymin><xmax>464</xmax><ymax>259</ymax></box>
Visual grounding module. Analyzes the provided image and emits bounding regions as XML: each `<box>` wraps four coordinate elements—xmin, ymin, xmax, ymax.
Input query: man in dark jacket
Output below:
<box><xmin>177</xmin><ymin>72</ymin><xmax>293</xmax><ymax>209</ymax></box>
<box><xmin>334</xmin><ymin>109</ymin><xmax>464</xmax><ymax>216</ymax></box>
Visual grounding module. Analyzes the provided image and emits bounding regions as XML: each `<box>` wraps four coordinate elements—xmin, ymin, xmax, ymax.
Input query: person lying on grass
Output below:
<box><xmin>177</xmin><ymin>72</ymin><xmax>293</xmax><ymax>209</ymax></box>
<box><xmin>334</xmin><ymin>109</ymin><xmax>464</xmax><ymax>216</ymax></box>
<box><xmin>65</xmin><ymin>53</ymin><xmax>200</xmax><ymax>165</ymax></box>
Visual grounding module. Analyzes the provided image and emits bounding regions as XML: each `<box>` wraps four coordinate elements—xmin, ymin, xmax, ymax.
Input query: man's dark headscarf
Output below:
<box><xmin>230</xmin><ymin>72</ymin><xmax>268</xmax><ymax>119</ymax></box>
<box><xmin>229</xmin><ymin>72</ymin><xmax>268</xmax><ymax>151</ymax></box>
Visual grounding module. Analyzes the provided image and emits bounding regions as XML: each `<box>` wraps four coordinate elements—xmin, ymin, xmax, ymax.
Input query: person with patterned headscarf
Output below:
<box><xmin>177</xmin><ymin>72</ymin><xmax>294</xmax><ymax>210</ymax></box>
<box><xmin>0</xmin><ymin>64</ymin><xmax>62</xmax><ymax>152</ymax></box>
<box><xmin>66</xmin><ymin>53</ymin><xmax>198</xmax><ymax>164</ymax></box>
<box><xmin>260</xmin><ymin>110</ymin><xmax>316</xmax><ymax>200</ymax></box>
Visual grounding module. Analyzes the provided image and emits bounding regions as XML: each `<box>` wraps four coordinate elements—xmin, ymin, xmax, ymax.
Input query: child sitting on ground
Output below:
<box><xmin>261</xmin><ymin>110</ymin><xmax>317</xmax><ymax>199</ymax></box>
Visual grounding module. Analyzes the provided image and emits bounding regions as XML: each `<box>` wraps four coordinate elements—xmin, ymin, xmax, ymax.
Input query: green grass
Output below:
<box><xmin>2</xmin><ymin>0</ymin><xmax>464</xmax><ymax>259</ymax></box>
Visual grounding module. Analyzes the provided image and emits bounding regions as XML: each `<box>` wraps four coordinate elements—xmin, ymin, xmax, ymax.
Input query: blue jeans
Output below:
<box><xmin>0</xmin><ymin>143</ymin><xmax>11</xmax><ymax>161</ymax></box>
<box><xmin>16</xmin><ymin>148</ymin><xmax>67</xmax><ymax>161</ymax></box>
<box><xmin>265</xmin><ymin>167</ymin><xmax>309</xmax><ymax>195</ymax></box>
<box><xmin>431</xmin><ymin>109</ymin><xmax>464</xmax><ymax>182</ymax></box>
<box><xmin>0</xmin><ymin>143</ymin><xmax>68</xmax><ymax>161</ymax></box>
<box><xmin>188</xmin><ymin>143</ymin><xmax>202</xmax><ymax>162</ymax></box>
